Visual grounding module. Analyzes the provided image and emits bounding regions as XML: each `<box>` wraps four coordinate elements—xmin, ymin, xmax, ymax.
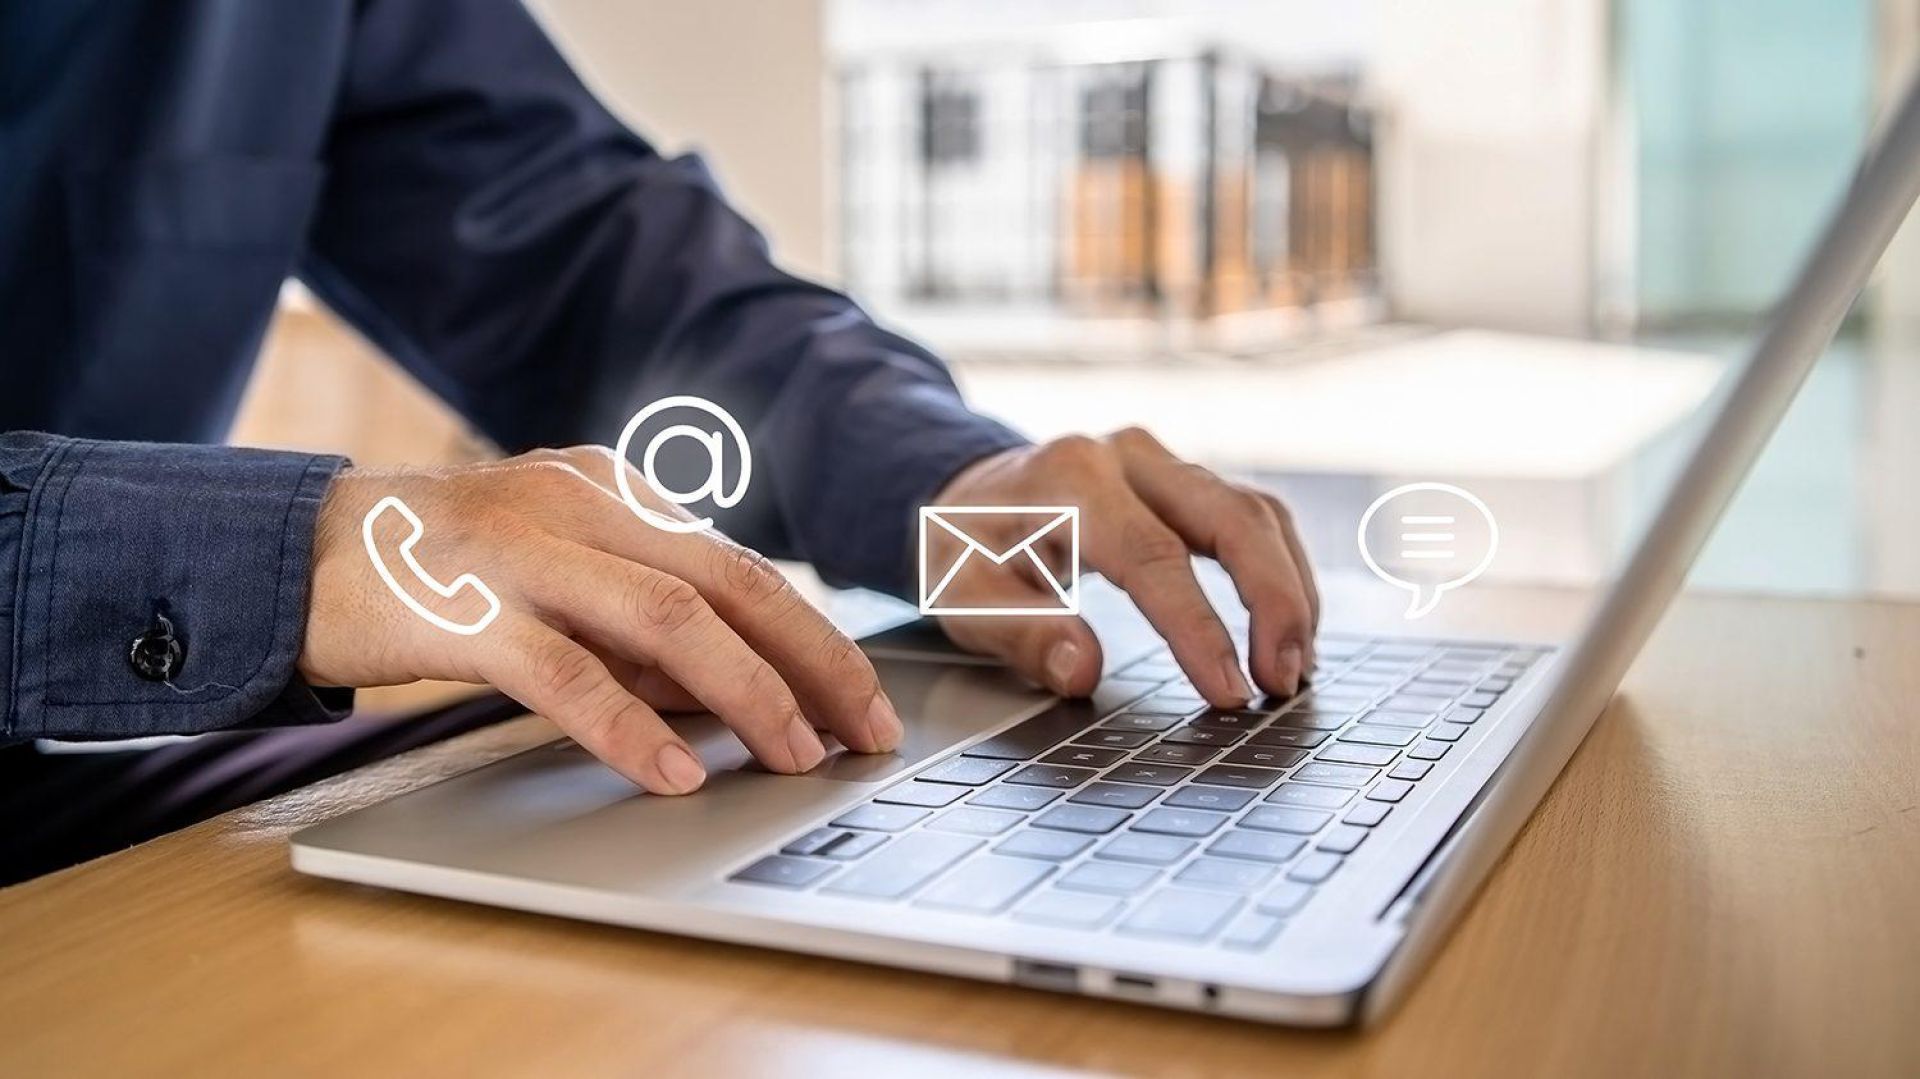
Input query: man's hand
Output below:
<box><xmin>302</xmin><ymin>447</ymin><xmax>903</xmax><ymax>795</ymax></box>
<box><xmin>929</xmin><ymin>429</ymin><xmax>1320</xmax><ymax>707</ymax></box>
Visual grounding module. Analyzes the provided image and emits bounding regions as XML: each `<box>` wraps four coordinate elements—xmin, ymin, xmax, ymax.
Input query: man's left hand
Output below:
<box><xmin>929</xmin><ymin>428</ymin><xmax>1320</xmax><ymax>708</ymax></box>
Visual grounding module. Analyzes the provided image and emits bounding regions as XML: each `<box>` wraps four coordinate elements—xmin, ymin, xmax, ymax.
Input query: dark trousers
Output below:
<box><xmin>0</xmin><ymin>694</ymin><xmax>526</xmax><ymax>886</ymax></box>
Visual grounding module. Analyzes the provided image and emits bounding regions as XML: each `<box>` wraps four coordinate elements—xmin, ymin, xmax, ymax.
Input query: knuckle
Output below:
<box><xmin>1038</xmin><ymin>433</ymin><xmax>1106</xmax><ymax>472</ymax></box>
<box><xmin>1123</xmin><ymin>521</ymin><xmax>1190</xmax><ymax>569</ymax></box>
<box><xmin>814</xmin><ymin>622</ymin><xmax>876</xmax><ymax>681</ymax></box>
<box><xmin>528</xmin><ymin>641</ymin><xmax>601</xmax><ymax>701</ymax></box>
<box><xmin>1108</xmin><ymin>424</ymin><xmax>1162</xmax><ymax>453</ymax></box>
<box><xmin>626</xmin><ymin>572</ymin><xmax>707</xmax><ymax>635</ymax></box>
<box><xmin>711</xmin><ymin>542</ymin><xmax>787</xmax><ymax>604</ymax></box>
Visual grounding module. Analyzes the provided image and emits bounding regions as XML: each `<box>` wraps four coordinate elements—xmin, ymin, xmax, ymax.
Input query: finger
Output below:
<box><xmin>545</xmin><ymin>451</ymin><xmax>902</xmax><ymax>755</ymax></box>
<box><xmin>579</xmin><ymin>641</ymin><xmax>704</xmax><ymax>712</ymax></box>
<box><xmin>1047</xmin><ymin>445</ymin><xmax>1247</xmax><ymax>706</ymax></box>
<box><xmin>1263</xmin><ymin>492</ymin><xmax>1322</xmax><ymax>644</ymax></box>
<box><xmin>931</xmin><ymin>556</ymin><xmax>1105</xmax><ymax>696</ymax></box>
<box><xmin>524</xmin><ymin>545</ymin><xmax>826</xmax><ymax>774</ymax></box>
<box><xmin>1112</xmin><ymin>431</ymin><xmax>1316</xmax><ymax>696</ymax></box>
<box><xmin>482</xmin><ymin>619</ymin><xmax>708</xmax><ymax>794</ymax></box>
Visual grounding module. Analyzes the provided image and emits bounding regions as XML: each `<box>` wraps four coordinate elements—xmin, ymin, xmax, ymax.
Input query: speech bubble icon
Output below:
<box><xmin>1356</xmin><ymin>482</ymin><xmax>1499</xmax><ymax>620</ymax></box>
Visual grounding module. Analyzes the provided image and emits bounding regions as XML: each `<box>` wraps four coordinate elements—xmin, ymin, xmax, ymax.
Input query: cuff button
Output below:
<box><xmin>129</xmin><ymin>613</ymin><xmax>185</xmax><ymax>682</ymax></box>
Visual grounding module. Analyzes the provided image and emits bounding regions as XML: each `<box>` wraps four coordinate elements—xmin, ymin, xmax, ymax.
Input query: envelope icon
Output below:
<box><xmin>918</xmin><ymin>506</ymin><xmax>1080</xmax><ymax>616</ymax></box>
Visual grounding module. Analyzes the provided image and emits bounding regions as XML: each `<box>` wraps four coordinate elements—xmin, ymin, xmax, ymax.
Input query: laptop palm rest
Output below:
<box><xmin>292</xmin><ymin>659</ymin><xmax>1050</xmax><ymax>898</ymax></box>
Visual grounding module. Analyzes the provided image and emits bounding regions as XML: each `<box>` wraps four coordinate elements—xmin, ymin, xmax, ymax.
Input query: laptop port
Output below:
<box><xmin>1110</xmin><ymin>973</ymin><xmax>1159</xmax><ymax>995</ymax></box>
<box><xmin>1011</xmin><ymin>959</ymin><xmax>1080</xmax><ymax>992</ymax></box>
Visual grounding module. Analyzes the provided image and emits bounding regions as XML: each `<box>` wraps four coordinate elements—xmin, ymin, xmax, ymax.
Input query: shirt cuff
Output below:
<box><xmin>0</xmin><ymin>432</ymin><xmax>355</xmax><ymax>741</ymax></box>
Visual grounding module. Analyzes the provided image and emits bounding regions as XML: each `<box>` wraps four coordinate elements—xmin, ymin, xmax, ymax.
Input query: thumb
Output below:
<box><xmin>940</xmin><ymin>613</ymin><xmax>1104</xmax><ymax>697</ymax></box>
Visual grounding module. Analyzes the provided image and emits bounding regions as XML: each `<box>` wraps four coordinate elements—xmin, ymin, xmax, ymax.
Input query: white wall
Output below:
<box><xmin>1371</xmin><ymin>0</ymin><xmax>1608</xmax><ymax>335</ymax></box>
<box><xmin>528</xmin><ymin>0</ymin><xmax>834</xmax><ymax>279</ymax></box>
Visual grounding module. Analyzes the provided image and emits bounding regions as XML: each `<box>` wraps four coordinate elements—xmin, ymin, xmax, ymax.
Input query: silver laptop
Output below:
<box><xmin>291</xmin><ymin>77</ymin><xmax>1920</xmax><ymax>1027</ymax></box>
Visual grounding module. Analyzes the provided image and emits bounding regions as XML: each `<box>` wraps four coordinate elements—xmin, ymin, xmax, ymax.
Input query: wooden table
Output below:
<box><xmin>2</xmin><ymin>589</ymin><xmax>1916</xmax><ymax>1078</ymax></box>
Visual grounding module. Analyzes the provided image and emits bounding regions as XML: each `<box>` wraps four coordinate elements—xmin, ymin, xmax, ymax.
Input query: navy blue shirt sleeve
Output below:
<box><xmin>0</xmin><ymin>432</ymin><xmax>353</xmax><ymax>741</ymax></box>
<box><xmin>298</xmin><ymin>0</ymin><xmax>1027</xmax><ymax>595</ymax></box>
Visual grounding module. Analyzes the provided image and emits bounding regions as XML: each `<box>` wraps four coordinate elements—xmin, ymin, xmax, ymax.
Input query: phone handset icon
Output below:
<box><xmin>362</xmin><ymin>496</ymin><xmax>502</xmax><ymax>636</ymax></box>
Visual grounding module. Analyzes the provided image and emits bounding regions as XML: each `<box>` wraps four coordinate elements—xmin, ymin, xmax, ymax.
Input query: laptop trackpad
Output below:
<box><xmin>671</xmin><ymin>656</ymin><xmax>1051</xmax><ymax>783</ymax></box>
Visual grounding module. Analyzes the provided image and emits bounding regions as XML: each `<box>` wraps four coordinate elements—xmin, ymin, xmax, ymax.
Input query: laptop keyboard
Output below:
<box><xmin>729</xmin><ymin>634</ymin><xmax>1548</xmax><ymax>951</ymax></box>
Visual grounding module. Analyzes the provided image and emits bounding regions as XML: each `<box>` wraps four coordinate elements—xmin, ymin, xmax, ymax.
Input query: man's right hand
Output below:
<box><xmin>301</xmin><ymin>446</ymin><xmax>904</xmax><ymax>795</ymax></box>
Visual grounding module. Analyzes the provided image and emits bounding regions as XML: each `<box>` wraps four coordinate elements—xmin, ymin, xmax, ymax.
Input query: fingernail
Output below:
<box><xmin>1277</xmin><ymin>643</ymin><xmax>1305</xmax><ymax>695</ymax></box>
<box><xmin>1219</xmin><ymin>657</ymin><xmax>1254</xmax><ymax>705</ymax></box>
<box><xmin>865</xmin><ymin>693</ymin><xmax>905</xmax><ymax>752</ymax></box>
<box><xmin>787</xmin><ymin>716</ymin><xmax>827</xmax><ymax>772</ymax></box>
<box><xmin>1046</xmin><ymin>640</ymin><xmax>1081</xmax><ymax>694</ymax></box>
<box><xmin>654</xmin><ymin>744</ymin><xmax>706</xmax><ymax>794</ymax></box>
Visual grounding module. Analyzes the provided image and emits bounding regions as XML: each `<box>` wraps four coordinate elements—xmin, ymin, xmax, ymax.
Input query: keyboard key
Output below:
<box><xmin>875</xmin><ymin>781</ymin><xmax>969</xmax><ymax>808</ymax></box>
<box><xmin>1191</xmin><ymin>764</ymin><xmax>1286</xmax><ymax>790</ymax></box>
<box><xmin>1162</xmin><ymin>785</ymin><xmax>1257</xmax><ymax>811</ymax></box>
<box><xmin>1106</xmin><ymin>762</ymin><xmax>1193</xmax><ymax>786</ymax></box>
<box><xmin>1256</xmin><ymin>880</ymin><xmax>1315</xmax><ymax>915</ymax></box>
<box><xmin>781</xmin><ymin>828</ymin><xmax>844</xmax><ymax>857</ymax></box>
<box><xmin>1069</xmin><ymin>781</ymin><xmax>1161</xmax><ymax>810</ymax></box>
<box><xmin>1092</xmin><ymin>678</ymin><xmax>1168</xmax><ymax>715</ymax></box>
<box><xmin>1367</xmin><ymin>779</ymin><xmax>1414</xmax><ymax>803</ymax></box>
<box><xmin>1118</xmin><ymin>888</ymin><xmax>1242</xmax><ymax>941</ymax></box>
<box><xmin>969</xmin><ymin>784</ymin><xmax>1062</xmax><ymax>811</ymax></box>
<box><xmin>1119</xmin><ymin>655</ymin><xmax>1182</xmax><ymax>680</ymax></box>
<box><xmin>1134</xmin><ymin>743</ymin><xmax>1220</xmax><ymax>766</ymax></box>
<box><xmin>916</xmin><ymin>756</ymin><xmax>1017</xmax><ymax>786</ymax></box>
<box><xmin>1460</xmin><ymin>691</ymin><xmax>1501</xmax><ymax>708</ymax></box>
<box><xmin>961</xmin><ymin>701</ymin><xmax>1102</xmax><ymax>760</ymax></box>
<box><xmin>1208</xmin><ymin>829</ymin><xmax>1307</xmax><ymax>863</ymax></box>
<box><xmin>1249</xmin><ymin>727</ymin><xmax>1330</xmax><ymax>749</ymax></box>
<box><xmin>1387</xmin><ymin>760</ymin><xmax>1433</xmax><ymax>781</ymax></box>
<box><xmin>1410</xmin><ymin>671</ymin><xmax>1471</xmax><ymax>687</ymax></box>
<box><xmin>1095</xmin><ymin>833</ymin><xmax>1195</xmax><ymax>865</ymax></box>
<box><xmin>1132</xmin><ymin>807</ymin><xmax>1229</xmax><ymax>837</ymax></box>
<box><xmin>1359</xmin><ymin>710</ymin><xmax>1432</xmax><ymax>729</ymax></box>
<box><xmin>1015</xmin><ymin>888</ymin><xmax>1123</xmax><ymax>929</ymax></box>
<box><xmin>731</xmin><ymin>854</ymin><xmax>837</xmax><ymax>889</ymax></box>
<box><xmin>1265</xmin><ymin>783</ymin><xmax>1353</xmax><ymax>810</ymax></box>
<box><xmin>1101</xmin><ymin>713</ymin><xmax>1181</xmax><ymax>733</ymax></box>
<box><xmin>1426</xmin><ymin>722</ymin><xmax>1471</xmax><ymax>743</ymax></box>
<box><xmin>1073</xmin><ymin>729</ymin><xmax>1154</xmax><ymax>750</ymax></box>
<box><xmin>996</xmin><ymin>829</ymin><xmax>1093</xmax><ymax>861</ymax></box>
<box><xmin>1408</xmin><ymin>740</ymin><xmax>1452</xmax><ymax>761</ymax></box>
<box><xmin>1316</xmin><ymin>825</ymin><xmax>1369</xmax><ymax>854</ymax></box>
<box><xmin>1132</xmin><ymin>694</ymin><xmax>1204</xmax><ymax>716</ymax></box>
<box><xmin>1007</xmin><ymin>764</ymin><xmax>1098</xmax><ymax>788</ymax></box>
<box><xmin>1163</xmin><ymin>726</ymin><xmax>1245</xmax><ymax>747</ymax></box>
<box><xmin>1033</xmin><ymin>804</ymin><xmax>1131</xmax><ymax>834</ymax></box>
<box><xmin>914</xmin><ymin>855</ymin><xmax>1053</xmax><ymax>914</ymax></box>
<box><xmin>1190</xmin><ymin>709</ymin><xmax>1268</xmax><ymax>731</ymax></box>
<box><xmin>1240</xmin><ymin>805</ymin><xmax>1333</xmax><ymax>833</ymax></box>
<box><xmin>1221</xmin><ymin>745</ymin><xmax>1308</xmax><ymax>769</ymax></box>
<box><xmin>928</xmin><ymin>807</ymin><xmax>1025</xmax><ymax>836</ymax></box>
<box><xmin>1286</xmin><ymin>852</ymin><xmax>1344</xmax><ymax>884</ymax></box>
<box><xmin>1442</xmin><ymin>706</ymin><xmax>1486</xmax><ymax>725</ymax></box>
<box><xmin>1041</xmin><ymin>745</ymin><xmax>1127</xmax><ymax>769</ymax></box>
<box><xmin>1302</xmin><ymin>691</ymin><xmax>1374</xmax><ymax>711</ymax></box>
<box><xmin>1221</xmin><ymin>912</ymin><xmax>1286</xmax><ymax>951</ymax></box>
<box><xmin>1270</xmin><ymin>708</ymin><xmax>1350</xmax><ymax>731</ymax></box>
<box><xmin>1315</xmin><ymin>744</ymin><xmax>1398</xmax><ymax>767</ymax></box>
<box><xmin>1292</xmin><ymin>762</ymin><xmax>1376</xmax><ymax>787</ymax></box>
<box><xmin>1176</xmin><ymin>857</ymin><xmax>1276</xmax><ymax>892</ymax></box>
<box><xmin>1478</xmin><ymin>677</ymin><xmax>1513</xmax><ymax>692</ymax></box>
<box><xmin>1339</xmin><ymin>725</ymin><xmax>1418</xmax><ymax>747</ymax></box>
<box><xmin>1058</xmin><ymin>861</ymin><xmax>1160</xmax><ymax>896</ymax></box>
<box><xmin>1344</xmin><ymin>801</ymin><xmax>1393</xmax><ymax>827</ymax></box>
<box><xmin>832</xmin><ymin>803</ymin><xmax>931</xmax><ymax>832</ymax></box>
<box><xmin>821</xmin><ymin>833</ymin><xmax>982</xmax><ymax>900</ymax></box>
